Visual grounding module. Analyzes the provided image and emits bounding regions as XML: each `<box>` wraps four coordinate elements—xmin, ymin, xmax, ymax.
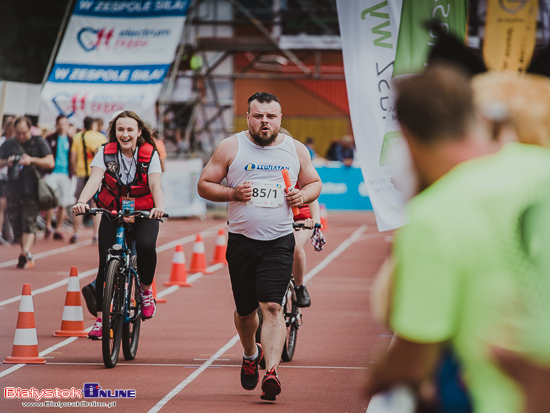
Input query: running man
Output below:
<box><xmin>198</xmin><ymin>92</ymin><xmax>322</xmax><ymax>401</ymax></box>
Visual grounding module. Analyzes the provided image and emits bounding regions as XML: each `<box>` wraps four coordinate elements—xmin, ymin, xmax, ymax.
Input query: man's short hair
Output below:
<box><xmin>395</xmin><ymin>62</ymin><xmax>476</xmax><ymax>144</ymax></box>
<box><xmin>247</xmin><ymin>92</ymin><xmax>280</xmax><ymax>112</ymax></box>
<box><xmin>14</xmin><ymin>116</ymin><xmax>32</xmax><ymax>130</ymax></box>
<box><xmin>83</xmin><ymin>116</ymin><xmax>96</xmax><ymax>131</ymax></box>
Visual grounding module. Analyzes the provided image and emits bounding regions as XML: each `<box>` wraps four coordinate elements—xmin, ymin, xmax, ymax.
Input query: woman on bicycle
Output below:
<box><xmin>72</xmin><ymin>110</ymin><xmax>165</xmax><ymax>340</ymax></box>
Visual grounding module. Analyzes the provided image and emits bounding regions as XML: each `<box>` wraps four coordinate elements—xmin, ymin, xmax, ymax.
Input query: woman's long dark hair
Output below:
<box><xmin>107</xmin><ymin>110</ymin><xmax>158</xmax><ymax>152</ymax></box>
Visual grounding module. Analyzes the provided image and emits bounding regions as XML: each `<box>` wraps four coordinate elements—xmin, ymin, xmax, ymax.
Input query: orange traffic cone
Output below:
<box><xmin>189</xmin><ymin>234</ymin><xmax>212</xmax><ymax>274</ymax></box>
<box><xmin>320</xmin><ymin>203</ymin><xmax>329</xmax><ymax>231</ymax></box>
<box><xmin>164</xmin><ymin>245</ymin><xmax>191</xmax><ymax>287</ymax></box>
<box><xmin>210</xmin><ymin>229</ymin><xmax>228</xmax><ymax>265</ymax></box>
<box><xmin>152</xmin><ymin>278</ymin><xmax>167</xmax><ymax>303</ymax></box>
<box><xmin>4</xmin><ymin>284</ymin><xmax>46</xmax><ymax>364</ymax></box>
<box><xmin>54</xmin><ymin>267</ymin><xmax>88</xmax><ymax>337</ymax></box>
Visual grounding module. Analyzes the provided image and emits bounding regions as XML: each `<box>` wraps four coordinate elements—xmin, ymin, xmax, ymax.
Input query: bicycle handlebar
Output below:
<box><xmin>77</xmin><ymin>207</ymin><xmax>169</xmax><ymax>219</ymax></box>
<box><xmin>292</xmin><ymin>222</ymin><xmax>321</xmax><ymax>231</ymax></box>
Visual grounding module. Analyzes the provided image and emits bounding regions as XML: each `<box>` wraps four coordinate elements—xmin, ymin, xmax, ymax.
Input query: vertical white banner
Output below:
<box><xmin>336</xmin><ymin>0</ymin><xmax>406</xmax><ymax>231</ymax></box>
<box><xmin>39</xmin><ymin>0</ymin><xmax>191</xmax><ymax>128</ymax></box>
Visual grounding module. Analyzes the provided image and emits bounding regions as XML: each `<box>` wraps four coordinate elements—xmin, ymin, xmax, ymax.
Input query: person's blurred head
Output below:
<box><xmin>68</xmin><ymin>123</ymin><xmax>76</xmax><ymax>137</ymax></box>
<box><xmin>83</xmin><ymin>116</ymin><xmax>98</xmax><ymax>132</ymax></box>
<box><xmin>2</xmin><ymin>117</ymin><xmax>15</xmax><ymax>139</ymax></box>
<box><xmin>395</xmin><ymin>62</ymin><xmax>493</xmax><ymax>190</ymax></box>
<box><xmin>396</xmin><ymin>62</ymin><xmax>477</xmax><ymax>146</ymax></box>
<box><xmin>96</xmin><ymin>117</ymin><xmax>105</xmax><ymax>132</ymax></box>
<box><xmin>13</xmin><ymin>116</ymin><xmax>33</xmax><ymax>143</ymax></box>
<box><xmin>246</xmin><ymin>92</ymin><xmax>282</xmax><ymax>147</ymax></box>
<box><xmin>55</xmin><ymin>115</ymin><xmax>70</xmax><ymax>136</ymax></box>
<box><xmin>341</xmin><ymin>135</ymin><xmax>354</xmax><ymax>148</ymax></box>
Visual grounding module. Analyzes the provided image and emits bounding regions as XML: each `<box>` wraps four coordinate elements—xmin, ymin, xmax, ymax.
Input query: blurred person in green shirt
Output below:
<box><xmin>362</xmin><ymin>62</ymin><xmax>550</xmax><ymax>413</ymax></box>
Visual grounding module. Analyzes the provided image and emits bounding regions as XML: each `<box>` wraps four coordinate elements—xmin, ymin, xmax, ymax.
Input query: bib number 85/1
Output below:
<box><xmin>246</xmin><ymin>180</ymin><xmax>284</xmax><ymax>208</ymax></box>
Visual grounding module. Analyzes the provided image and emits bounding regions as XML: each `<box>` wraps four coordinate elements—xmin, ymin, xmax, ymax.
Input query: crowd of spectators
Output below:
<box><xmin>0</xmin><ymin>114</ymin><xmax>168</xmax><ymax>264</ymax></box>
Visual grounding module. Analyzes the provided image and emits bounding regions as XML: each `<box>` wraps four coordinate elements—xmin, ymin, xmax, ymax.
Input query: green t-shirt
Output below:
<box><xmin>391</xmin><ymin>143</ymin><xmax>550</xmax><ymax>413</ymax></box>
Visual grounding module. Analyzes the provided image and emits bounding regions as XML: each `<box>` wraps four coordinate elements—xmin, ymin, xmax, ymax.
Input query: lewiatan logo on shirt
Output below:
<box><xmin>244</xmin><ymin>163</ymin><xmax>290</xmax><ymax>172</ymax></box>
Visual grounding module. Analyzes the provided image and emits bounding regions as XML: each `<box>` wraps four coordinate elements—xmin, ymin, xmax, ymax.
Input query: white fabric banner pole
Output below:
<box><xmin>336</xmin><ymin>0</ymin><xmax>407</xmax><ymax>232</ymax></box>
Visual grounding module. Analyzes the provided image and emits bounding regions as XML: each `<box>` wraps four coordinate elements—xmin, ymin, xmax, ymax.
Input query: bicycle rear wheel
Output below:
<box><xmin>122</xmin><ymin>257</ymin><xmax>141</xmax><ymax>360</ymax></box>
<box><xmin>281</xmin><ymin>284</ymin><xmax>299</xmax><ymax>362</ymax></box>
<box><xmin>102</xmin><ymin>259</ymin><xmax>124</xmax><ymax>368</ymax></box>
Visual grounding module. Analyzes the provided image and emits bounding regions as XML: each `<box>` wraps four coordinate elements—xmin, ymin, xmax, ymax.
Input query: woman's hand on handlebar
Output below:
<box><xmin>293</xmin><ymin>218</ymin><xmax>321</xmax><ymax>230</ymax></box>
<box><xmin>149</xmin><ymin>207</ymin><xmax>165</xmax><ymax>219</ymax></box>
<box><xmin>303</xmin><ymin>218</ymin><xmax>316</xmax><ymax>229</ymax></box>
<box><xmin>72</xmin><ymin>201</ymin><xmax>90</xmax><ymax>215</ymax></box>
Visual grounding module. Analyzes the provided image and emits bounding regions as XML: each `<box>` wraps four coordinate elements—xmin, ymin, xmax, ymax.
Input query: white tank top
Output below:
<box><xmin>227</xmin><ymin>131</ymin><xmax>300</xmax><ymax>240</ymax></box>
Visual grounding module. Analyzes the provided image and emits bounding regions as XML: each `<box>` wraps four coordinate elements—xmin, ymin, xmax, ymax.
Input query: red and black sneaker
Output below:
<box><xmin>260</xmin><ymin>367</ymin><xmax>281</xmax><ymax>401</ymax></box>
<box><xmin>240</xmin><ymin>343</ymin><xmax>263</xmax><ymax>390</ymax></box>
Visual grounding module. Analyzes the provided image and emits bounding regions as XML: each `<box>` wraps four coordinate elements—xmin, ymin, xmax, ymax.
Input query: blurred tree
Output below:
<box><xmin>0</xmin><ymin>0</ymin><xmax>71</xmax><ymax>83</ymax></box>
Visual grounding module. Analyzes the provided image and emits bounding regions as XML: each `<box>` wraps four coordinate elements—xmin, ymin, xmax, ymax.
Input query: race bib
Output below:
<box><xmin>122</xmin><ymin>197</ymin><xmax>135</xmax><ymax>222</ymax></box>
<box><xmin>246</xmin><ymin>180</ymin><xmax>284</xmax><ymax>208</ymax></box>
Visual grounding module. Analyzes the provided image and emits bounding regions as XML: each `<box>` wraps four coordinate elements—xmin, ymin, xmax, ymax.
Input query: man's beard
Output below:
<box><xmin>250</xmin><ymin>130</ymin><xmax>278</xmax><ymax>147</ymax></box>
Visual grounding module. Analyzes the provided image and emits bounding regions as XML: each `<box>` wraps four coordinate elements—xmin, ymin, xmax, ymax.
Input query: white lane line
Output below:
<box><xmin>304</xmin><ymin>224</ymin><xmax>368</xmax><ymax>284</ymax></box>
<box><xmin>0</xmin><ymin>262</ymin><xmax>223</xmax><ymax>379</ymax></box>
<box><xmin>43</xmin><ymin>362</ymin><xmax>367</xmax><ymax>370</ymax></box>
<box><xmin>148</xmin><ymin>335</ymin><xmax>240</xmax><ymax>413</ymax></box>
<box><xmin>0</xmin><ymin>225</ymin><xmax>223</xmax><ymax>307</ymax></box>
<box><xmin>0</xmin><ymin>224</ymin><xmax>368</xmax><ymax>386</ymax></box>
<box><xmin>0</xmin><ymin>225</ymin><xmax>222</xmax><ymax>268</ymax></box>
<box><xmin>0</xmin><ymin>241</ymin><xmax>92</xmax><ymax>268</ymax></box>
<box><xmin>0</xmin><ymin>269</ymin><xmax>98</xmax><ymax>307</ymax></box>
<box><xmin>149</xmin><ymin>224</ymin><xmax>370</xmax><ymax>412</ymax></box>
<box><xmin>0</xmin><ymin>364</ymin><xmax>25</xmax><ymax>378</ymax></box>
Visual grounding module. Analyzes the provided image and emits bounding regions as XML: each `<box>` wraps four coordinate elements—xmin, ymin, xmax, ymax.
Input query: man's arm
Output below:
<box><xmin>19</xmin><ymin>154</ymin><xmax>54</xmax><ymax>171</ymax></box>
<box><xmin>287</xmin><ymin>141</ymin><xmax>321</xmax><ymax>207</ymax></box>
<box><xmin>361</xmin><ymin>335</ymin><xmax>441</xmax><ymax>400</ymax></box>
<box><xmin>198</xmin><ymin>136</ymin><xmax>251</xmax><ymax>203</ymax></box>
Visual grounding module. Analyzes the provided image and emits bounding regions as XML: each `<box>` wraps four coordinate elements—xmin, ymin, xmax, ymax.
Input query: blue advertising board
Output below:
<box><xmin>315</xmin><ymin>163</ymin><xmax>372</xmax><ymax>210</ymax></box>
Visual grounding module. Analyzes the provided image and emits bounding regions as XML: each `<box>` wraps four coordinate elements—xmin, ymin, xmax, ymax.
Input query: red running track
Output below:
<box><xmin>0</xmin><ymin>211</ymin><xmax>391</xmax><ymax>412</ymax></box>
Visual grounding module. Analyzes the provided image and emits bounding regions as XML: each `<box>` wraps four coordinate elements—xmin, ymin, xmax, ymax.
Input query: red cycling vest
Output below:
<box><xmin>95</xmin><ymin>142</ymin><xmax>155</xmax><ymax>211</ymax></box>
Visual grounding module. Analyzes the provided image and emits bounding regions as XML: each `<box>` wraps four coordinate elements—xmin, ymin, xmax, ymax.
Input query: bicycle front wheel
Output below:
<box><xmin>122</xmin><ymin>258</ymin><xmax>141</xmax><ymax>360</ymax></box>
<box><xmin>102</xmin><ymin>259</ymin><xmax>124</xmax><ymax>368</ymax></box>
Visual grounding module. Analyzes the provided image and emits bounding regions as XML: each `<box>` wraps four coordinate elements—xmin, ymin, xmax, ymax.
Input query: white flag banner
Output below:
<box><xmin>336</xmin><ymin>0</ymin><xmax>407</xmax><ymax>232</ymax></box>
<box><xmin>39</xmin><ymin>0</ymin><xmax>190</xmax><ymax>128</ymax></box>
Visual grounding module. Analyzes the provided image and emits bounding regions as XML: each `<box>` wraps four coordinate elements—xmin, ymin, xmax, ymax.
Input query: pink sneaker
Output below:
<box><xmin>44</xmin><ymin>227</ymin><xmax>53</xmax><ymax>239</ymax></box>
<box><xmin>140</xmin><ymin>289</ymin><xmax>156</xmax><ymax>319</ymax></box>
<box><xmin>88</xmin><ymin>318</ymin><xmax>102</xmax><ymax>340</ymax></box>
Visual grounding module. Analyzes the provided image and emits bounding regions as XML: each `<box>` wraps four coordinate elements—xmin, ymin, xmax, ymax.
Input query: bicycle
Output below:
<box><xmin>255</xmin><ymin>222</ymin><xmax>322</xmax><ymax>365</ymax></box>
<box><xmin>79</xmin><ymin>207</ymin><xmax>167</xmax><ymax>368</ymax></box>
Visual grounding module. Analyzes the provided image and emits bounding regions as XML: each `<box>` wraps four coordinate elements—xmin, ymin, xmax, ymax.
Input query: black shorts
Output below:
<box><xmin>226</xmin><ymin>232</ymin><xmax>295</xmax><ymax>316</ymax></box>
